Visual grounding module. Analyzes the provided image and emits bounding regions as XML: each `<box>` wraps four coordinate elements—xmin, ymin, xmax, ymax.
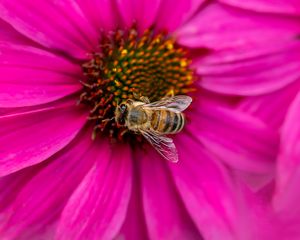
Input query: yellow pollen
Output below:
<box><xmin>154</xmin><ymin>38</ymin><xmax>161</xmax><ymax>43</ymax></box>
<box><xmin>121</xmin><ymin>49</ymin><xmax>128</xmax><ymax>56</ymax></box>
<box><xmin>186</xmin><ymin>75</ymin><xmax>193</xmax><ymax>81</ymax></box>
<box><xmin>114</xmin><ymin>80</ymin><xmax>122</xmax><ymax>87</ymax></box>
<box><xmin>166</xmin><ymin>40</ymin><xmax>174</xmax><ymax>50</ymax></box>
<box><xmin>180</xmin><ymin>60</ymin><xmax>188</xmax><ymax>67</ymax></box>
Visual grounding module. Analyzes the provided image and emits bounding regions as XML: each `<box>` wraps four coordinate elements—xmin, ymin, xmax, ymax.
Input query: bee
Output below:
<box><xmin>115</xmin><ymin>95</ymin><xmax>192</xmax><ymax>162</ymax></box>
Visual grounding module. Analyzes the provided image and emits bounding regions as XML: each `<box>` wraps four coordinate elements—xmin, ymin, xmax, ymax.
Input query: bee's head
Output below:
<box><xmin>115</xmin><ymin>103</ymin><xmax>129</xmax><ymax>126</ymax></box>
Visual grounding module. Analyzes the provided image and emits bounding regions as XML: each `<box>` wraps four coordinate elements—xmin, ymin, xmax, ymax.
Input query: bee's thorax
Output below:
<box><xmin>127</xmin><ymin>107</ymin><xmax>148</xmax><ymax>126</ymax></box>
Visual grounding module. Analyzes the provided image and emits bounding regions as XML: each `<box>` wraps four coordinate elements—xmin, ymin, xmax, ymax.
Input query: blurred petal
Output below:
<box><xmin>0</xmin><ymin>43</ymin><xmax>82</xmax><ymax>107</ymax></box>
<box><xmin>0</xmin><ymin>0</ymin><xmax>99</xmax><ymax>59</ymax></box>
<box><xmin>116</xmin><ymin>0</ymin><xmax>161</xmax><ymax>32</ymax></box>
<box><xmin>0</xmin><ymin>18</ymin><xmax>37</xmax><ymax>45</ymax></box>
<box><xmin>188</xmin><ymin>103</ymin><xmax>278</xmax><ymax>174</ymax></box>
<box><xmin>55</xmin><ymin>144</ymin><xmax>132</xmax><ymax>240</ymax></box>
<box><xmin>118</xmin><ymin>156</ymin><xmax>149</xmax><ymax>240</ymax></box>
<box><xmin>219</xmin><ymin>0</ymin><xmax>300</xmax><ymax>16</ymax></box>
<box><xmin>195</xmin><ymin>41</ymin><xmax>300</xmax><ymax>95</ymax></box>
<box><xmin>273</xmin><ymin>92</ymin><xmax>300</xmax><ymax>214</ymax></box>
<box><xmin>157</xmin><ymin>0</ymin><xmax>205</xmax><ymax>32</ymax></box>
<box><xmin>0</xmin><ymin>129</ymin><xmax>102</xmax><ymax>239</ymax></box>
<box><xmin>0</xmin><ymin>100</ymin><xmax>87</xmax><ymax>176</ymax></box>
<box><xmin>177</xmin><ymin>3</ymin><xmax>300</xmax><ymax>49</ymax></box>
<box><xmin>0</xmin><ymin>161</ymin><xmax>46</xmax><ymax>213</ymax></box>
<box><xmin>170</xmin><ymin>135</ymin><xmax>254</xmax><ymax>239</ymax></box>
<box><xmin>77</xmin><ymin>0</ymin><xmax>119</xmax><ymax>32</ymax></box>
<box><xmin>140</xmin><ymin>148</ymin><xmax>201</xmax><ymax>239</ymax></box>
<box><xmin>238</xmin><ymin>78</ymin><xmax>300</xmax><ymax>128</ymax></box>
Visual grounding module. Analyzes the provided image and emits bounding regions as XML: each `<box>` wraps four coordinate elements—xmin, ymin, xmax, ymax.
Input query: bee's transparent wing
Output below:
<box><xmin>144</xmin><ymin>95</ymin><xmax>192</xmax><ymax>112</ymax></box>
<box><xmin>140</xmin><ymin>129</ymin><xmax>178</xmax><ymax>162</ymax></box>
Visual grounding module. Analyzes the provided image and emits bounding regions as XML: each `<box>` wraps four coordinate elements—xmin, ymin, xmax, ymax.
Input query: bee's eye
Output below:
<box><xmin>120</xmin><ymin>104</ymin><xmax>127</xmax><ymax>111</ymax></box>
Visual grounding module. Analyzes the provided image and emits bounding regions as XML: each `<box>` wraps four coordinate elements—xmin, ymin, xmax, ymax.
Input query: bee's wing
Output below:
<box><xmin>143</xmin><ymin>95</ymin><xmax>192</xmax><ymax>112</ymax></box>
<box><xmin>140</xmin><ymin>129</ymin><xmax>178</xmax><ymax>163</ymax></box>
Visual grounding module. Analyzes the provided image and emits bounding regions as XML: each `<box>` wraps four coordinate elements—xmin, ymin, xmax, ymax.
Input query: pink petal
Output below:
<box><xmin>273</xmin><ymin>92</ymin><xmax>300</xmax><ymax>214</ymax></box>
<box><xmin>118</xmin><ymin>162</ymin><xmax>149</xmax><ymax>240</ymax></box>
<box><xmin>139</xmin><ymin>148</ymin><xmax>201</xmax><ymax>239</ymax></box>
<box><xmin>55</xmin><ymin>144</ymin><xmax>132</xmax><ymax>240</ymax></box>
<box><xmin>116</xmin><ymin>0</ymin><xmax>161</xmax><ymax>32</ymax></box>
<box><xmin>238</xmin><ymin>78</ymin><xmax>300</xmax><ymax>129</ymax></box>
<box><xmin>156</xmin><ymin>0</ymin><xmax>205</xmax><ymax>32</ymax></box>
<box><xmin>219</xmin><ymin>0</ymin><xmax>300</xmax><ymax>16</ymax></box>
<box><xmin>0</xmin><ymin>100</ymin><xmax>87</xmax><ymax>177</ymax></box>
<box><xmin>169</xmin><ymin>134</ymin><xmax>254</xmax><ymax>239</ymax></box>
<box><xmin>0</xmin><ymin>129</ymin><xmax>101</xmax><ymax>239</ymax></box>
<box><xmin>0</xmin><ymin>18</ymin><xmax>37</xmax><ymax>45</ymax></box>
<box><xmin>188</xmin><ymin>103</ymin><xmax>278</xmax><ymax>174</ymax></box>
<box><xmin>0</xmin><ymin>0</ymin><xmax>99</xmax><ymax>59</ymax></box>
<box><xmin>235</xmin><ymin>184</ymin><xmax>279</xmax><ymax>240</ymax></box>
<box><xmin>177</xmin><ymin>3</ymin><xmax>300</xmax><ymax>50</ymax></box>
<box><xmin>0</xmin><ymin>43</ymin><xmax>82</xmax><ymax>107</ymax></box>
<box><xmin>0</xmin><ymin>161</ymin><xmax>46</xmax><ymax>213</ymax></box>
<box><xmin>195</xmin><ymin>41</ymin><xmax>300</xmax><ymax>95</ymax></box>
<box><xmin>77</xmin><ymin>0</ymin><xmax>118</xmax><ymax>32</ymax></box>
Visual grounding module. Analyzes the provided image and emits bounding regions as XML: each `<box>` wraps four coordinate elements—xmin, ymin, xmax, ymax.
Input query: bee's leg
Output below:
<box><xmin>133</xmin><ymin>92</ymin><xmax>150</xmax><ymax>103</ymax></box>
<box><xmin>133</xmin><ymin>92</ymin><xmax>140</xmax><ymax>100</ymax></box>
<box><xmin>126</xmin><ymin>99</ymin><xmax>134</xmax><ymax>105</ymax></box>
<box><xmin>140</xmin><ymin>96</ymin><xmax>150</xmax><ymax>103</ymax></box>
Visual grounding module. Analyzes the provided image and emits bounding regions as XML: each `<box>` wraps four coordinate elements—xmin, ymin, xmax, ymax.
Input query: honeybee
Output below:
<box><xmin>115</xmin><ymin>95</ymin><xmax>192</xmax><ymax>162</ymax></box>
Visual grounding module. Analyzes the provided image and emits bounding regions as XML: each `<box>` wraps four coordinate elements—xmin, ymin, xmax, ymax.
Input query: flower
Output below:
<box><xmin>0</xmin><ymin>1</ymin><xmax>298</xmax><ymax>239</ymax></box>
<box><xmin>202</xmin><ymin>2</ymin><xmax>300</xmax><ymax>240</ymax></box>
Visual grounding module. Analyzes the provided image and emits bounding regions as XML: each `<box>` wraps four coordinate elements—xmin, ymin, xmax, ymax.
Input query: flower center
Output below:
<box><xmin>80</xmin><ymin>27</ymin><xmax>195</xmax><ymax>140</ymax></box>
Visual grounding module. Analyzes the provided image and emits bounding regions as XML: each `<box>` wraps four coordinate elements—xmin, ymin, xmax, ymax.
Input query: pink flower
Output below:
<box><xmin>197</xmin><ymin>0</ymin><xmax>300</xmax><ymax>240</ymax></box>
<box><xmin>0</xmin><ymin>1</ymin><xmax>298</xmax><ymax>239</ymax></box>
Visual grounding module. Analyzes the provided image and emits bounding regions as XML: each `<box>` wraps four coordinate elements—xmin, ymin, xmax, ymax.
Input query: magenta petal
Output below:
<box><xmin>177</xmin><ymin>3</ymin><xmax>300</xmax><ymax>50</ymax></box>
<box><xmin>220</xmin><ymin>0</ymin><xmax>300</xmax><ymax>15</ymax></box>
<box><xmin>55</xmin><ymin>144</ymin><xmax>132</xmax><ymax>240</ymax></box>
<box><xmin>0</xmin><ymin>161</ymin><xmax>46</xmax><ymax>213</ymax></box>
<box><xmin>170</xmin><ymin>135</ymin><xmax>253</xmax><ymax>239</ymax></box>
<box><xmin>273</xmin><ymin>92</ymin><xmax>300</xmax><ymax>213</ymax></box>
<box><xmin>189</xmin><ymin>103</ymin><xmax>278</xmax><ymax>174</ymax></box>
<box><xmin>0</xmin><ymin>130</ymin><xmax>100</xmax><ymax>239</ymax></box>
<box><xmin>118</xmin><ymin>164</ymin><xmax>149</xmax><ymax>240</ymax></box>
<box><xmin>0</xmin><ymin>0</ymin><xmax>99</xmax><ymax>59</ymax></box>
<box><xmin>116</xmin><ymin>0</ymin><xmax>161</xmax><ymax>32</ymax></box>
<box><xmin>77</xmin><ymin>0</ymin><xmax>118</xmax><ymax>32</ymax></box>
<box><xmin>156</xmin><ymin>0</ymin><xmax>205</xmax><ymax>32</ymax></box>
<box><xmin>139</xmin><ymin>148</ymin><xmax>201</xmax><ymax>239</ymax></box>
<box><xmin>0</xmin><ymin>100</ymin><xmax>87</xmax><ymax>176</ymax></box>
<box><xmin>0</xmin><ymin>18</ymin><xmax>37</xmax><ymax>45</ymax></box>
<box><xmin>195</xmin><ymin>41</ymin><xmax>300</xmax><ymax>95</ymax></box>
<box><xmin>0</xmin><ymin>43</ymin><xmax>82</xmax><ymax>107</ymax></box>
<box><xmin>238</xmin><ymin>78</ymin><xmax>300</xmax><ymax>128</ymax></box>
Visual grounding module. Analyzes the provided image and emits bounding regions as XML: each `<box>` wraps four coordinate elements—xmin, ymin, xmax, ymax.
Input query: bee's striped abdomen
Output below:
<box><xmin>150</xmin><ymin>110</ymin><xmax>185</xmax><ymax>134</ymax></box>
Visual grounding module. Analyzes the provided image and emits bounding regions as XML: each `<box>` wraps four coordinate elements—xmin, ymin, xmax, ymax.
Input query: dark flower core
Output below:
<box><xmin>80</xmin><ymin>27</ymin><xmax>195</xmax><ymax>140</ymax></box>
